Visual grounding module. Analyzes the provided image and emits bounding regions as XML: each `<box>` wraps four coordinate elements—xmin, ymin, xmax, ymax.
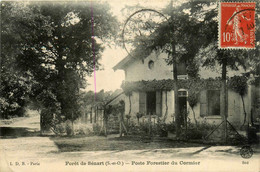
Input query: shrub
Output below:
<box><xmin>55</xmin><ymin>123</ymin><xmax>66</xmax><ymax>135</ymax></box>
<box><xmin>181</xmin><ymin>121</ymin><xmax>216</xmax><ymax>140</ymax></box>
<box><xmin>65</xmin><ymin>120</ymin><xmax>74</xmax><ymax>136</ymax></box>
<box><xmin>126</xmin><ymin>118</ymin><xmax>176</xmax><ymax>137</ymax></box>
<box><xmin>77</xmin><ymin>127</ymin><xmax>92</xmax><ymax>135</ymax></box>
<box><xmin>93</xmin><ymin>123</ymin><xmax>101</xmax><ymax>135</ymax></box>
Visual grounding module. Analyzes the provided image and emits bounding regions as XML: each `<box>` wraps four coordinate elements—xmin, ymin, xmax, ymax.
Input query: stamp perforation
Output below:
<box><xmin>218</xmin><ymin>1</ymin><xmax>256</xmax><ymax>50</ymax></box>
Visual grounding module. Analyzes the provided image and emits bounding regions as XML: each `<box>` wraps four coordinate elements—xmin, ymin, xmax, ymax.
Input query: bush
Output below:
<box><xmin>127</xmin><ymin>118</ymin><xmax>176</xmax><ymax>137</ymax></box>
<box><xmin>55</xmin><ymin>123</ymin><xmax>66</xmax><ymax>135</ymax></box>
<box><xmin>180</xmin><ymin>121</ymin><xmax>216</xmax><ymax>140</ymax></box>
<box><xmin>75</xmin><ymin>123</ymin><xmax>92</xmax><ymax>135</ymax></box>
<box><xmin>65</xmin><ymin>120</ymin><xmax>74</xmax><ymax>136</ymax></box>
<box><xmin>93</xmin><ymin>123</ymin><xmax>101</xmax><ymax>135</ymax></box>
<box><xmin>153</xmin><ymin>120</ymin><xmax>175</xmax><ymax>137</ymax></box>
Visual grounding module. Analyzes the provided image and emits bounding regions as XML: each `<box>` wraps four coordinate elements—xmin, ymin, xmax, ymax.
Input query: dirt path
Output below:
<box><xmin>0</xmin><ymin>113</ymin><xmax>259</xmax><ymax>172</ymax></box>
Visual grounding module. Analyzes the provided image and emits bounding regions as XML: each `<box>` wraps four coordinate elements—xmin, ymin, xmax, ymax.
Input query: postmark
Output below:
<box><xmin>240</xmin><ymin>145</ymin><xmax>253</xmax><ymax>159</ymax></box>
<box><xmin>219</xmin><ymin>2</ymin><xmax>256</xmax><ymax>49</ymax></box>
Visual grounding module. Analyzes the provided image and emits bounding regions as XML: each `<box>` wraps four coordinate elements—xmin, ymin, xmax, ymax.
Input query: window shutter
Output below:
<box><xmin>156</xmin><ymin>91</ymin><xmax>162</xmax><ymax>116</ymax></box>
<box><xmin>208</xmin><ymin>90</ymin><xmax>220</xmax><ymax>116</ymax></box>
<box><xmin>200</xmin><ymin>90</ymin><xmax>208</xmax><ymax>117</ymax></box>
<box><xmin>139</xmin><ymin>92</ymin><xmax>146</xmax><ymax>114</ymax></box>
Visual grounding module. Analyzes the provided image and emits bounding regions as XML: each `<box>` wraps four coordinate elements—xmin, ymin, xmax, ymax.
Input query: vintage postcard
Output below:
<box><xmin>0</xmin><ymin>0</ymin><xmax>259</xmax><ymax>172</ymax></box>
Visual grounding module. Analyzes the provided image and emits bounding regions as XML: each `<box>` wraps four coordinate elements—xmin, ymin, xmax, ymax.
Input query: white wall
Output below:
<box><xmin>124</xmin><ymin>91</ymin><xmax>139</xmax><ymax>118</ymax></box>
<box><xmin>186</xmin><ymin>89</ymin><xmax>251</xmax><ymax>127</ymax></box>
<box><xmin>161</xmin><ymin>90</ymin><xmax>175</xmax><ymax>123</ymax></box>
<box><xmin>125</xmin><ymin>52</ymin><xmax>173</xmax><ymax>82</ymax></box>
<box><xmin>124</xmin><ymin>51</ymin><xmax>247</xmax><ymax>82</ymax></box>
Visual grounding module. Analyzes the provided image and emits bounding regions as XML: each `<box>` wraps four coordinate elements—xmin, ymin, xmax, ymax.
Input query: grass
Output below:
<box><xmin>50</xmin><ymin>135</ymin><xmax>206</xmax><ymax>152</ymax></box>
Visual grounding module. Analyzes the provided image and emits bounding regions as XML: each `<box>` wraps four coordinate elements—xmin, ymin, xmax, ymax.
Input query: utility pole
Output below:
<box><xmin>220</xmin><ymin>51</ymin><xmax>228</xmax><ymax>143</ymax></box>
<box><xmin>170</xmin><ymin>0</ymin><xmax>181</xmax><ymax>138</ymax></box>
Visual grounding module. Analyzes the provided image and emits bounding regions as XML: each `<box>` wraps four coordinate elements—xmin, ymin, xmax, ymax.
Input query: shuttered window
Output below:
<box><xmin>208</xmin><ymin>90</ymin><xmax>220</xmax><ymax>116</ymax></box>
<box><xmin>156</xmin><ymin>91</ymin><xmax>162</xmax><ymax>116</ymax></box>
<box><xmin>139</xmin><ymin>92</ymin><xmax>146</xmax><ymax>114</ymax></box>
<box><xmin>139</xmin><ymin>91</ymin><xmax>162</xmax><ymax>116</ymax></box>
<box><xmin>200</xmin><ymin>90</ymin><xmax>220</xmax><ymax>116</ymax></box>
<box><xmin>200</xmin><ymin>90</ymin><xmax>208</xmax><ymax>117</ymax></box>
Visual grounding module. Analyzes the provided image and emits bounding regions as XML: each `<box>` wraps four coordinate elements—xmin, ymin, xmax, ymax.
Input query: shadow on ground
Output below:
<box><xmin>0</xmin><ymin>127</ymin><xmax>40</xmax><ymax>138</ymax></box>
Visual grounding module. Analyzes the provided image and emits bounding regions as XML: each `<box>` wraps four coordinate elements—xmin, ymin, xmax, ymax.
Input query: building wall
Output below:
<box><xmin>124</xmin><ymin>91</ymin><xmax>139</xmax><ymax>118</ymax></box>
<box><xmin>124</xmin><ymin>90</ymin><xmax>176</xmax><ymax>123</ymax></box>
<box><xmin>186</xmin><ymin>89</ymin><xmax>251</xmax><ymax>127</ymax></box>
<box><xmin>123</xmin><ymin>88</ymin><xmax>253</xmax><ymax>128</ymax></box>
<box><xmin>120</xmin><ymin>50</ymin><xmax>252</xmax><ymax>127</ymax></box>
<box><xmin>125</xmin><ymin>52</ymin><xmax>173</xmax><ymax>82</ymax></box>
<box><xmin>124</xmin><ymin>51</ymin><xmax>246</xmax><ymax>82</ymax></box>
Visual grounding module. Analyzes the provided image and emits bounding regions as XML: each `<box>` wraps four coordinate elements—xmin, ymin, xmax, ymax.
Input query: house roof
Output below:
<box><xmin>113</xmin><ymin>48</ymin><xmax>152</xmax><ymax>71</ymax></box>
<box><xmin>113</xmin><ymin>54</ymin><xmax>134</xmax><ymax>71</ymax></box>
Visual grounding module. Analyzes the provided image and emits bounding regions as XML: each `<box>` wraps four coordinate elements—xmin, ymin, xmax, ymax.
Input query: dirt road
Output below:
<box><xmin>0</xmin><ymin>113</ymin><xmax>259</xmax><ymax>172</ymax></box>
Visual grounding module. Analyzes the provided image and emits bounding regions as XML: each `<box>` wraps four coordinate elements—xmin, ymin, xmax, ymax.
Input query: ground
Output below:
<box><xmin>0</xmin><ymin>111</ymin><xmax>259</xmax><ymax>172</ymax></box>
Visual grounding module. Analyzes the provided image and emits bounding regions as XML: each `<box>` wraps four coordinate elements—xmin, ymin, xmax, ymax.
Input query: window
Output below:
<box><xmin>139</xmin><ymin>91</ymin><xmax>162</xmax><ymax>116</ymax></box>
<box><xmin>177</xmin><ymin>62</ymin><xmax>187</xmax><ymax>75</ymax></box>
<box><xmin>200</xmin><ymin>90</ymin><xmax>220</xmax><ymax>116</ymax></box>
<box><xmin>148</xmin><ymin>60</ymin><xmax>154</xmax><ymax>69</ymax></box>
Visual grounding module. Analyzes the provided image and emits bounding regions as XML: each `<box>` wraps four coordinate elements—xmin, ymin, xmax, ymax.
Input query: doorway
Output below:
<box><xmin>146</xmin><ymin>91</ymin><xmax>156</xmax><ymax>115</ymax></box>
<box><xmin>178</xmin><ymin>90</ymin><xmax>187</xmax><ymax>126</ymax></box>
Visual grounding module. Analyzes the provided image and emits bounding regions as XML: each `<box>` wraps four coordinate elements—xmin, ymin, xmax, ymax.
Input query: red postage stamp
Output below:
<box><xmin>219</xmin><ymin>2</ymin><xmax>256</xmax><ymax>49</ymax></box>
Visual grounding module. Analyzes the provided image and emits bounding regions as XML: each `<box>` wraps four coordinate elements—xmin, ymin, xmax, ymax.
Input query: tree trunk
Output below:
<box><xmin>173</xmin><ymin>55</ymin><xmax>180</xmax><ymax>137</ymax></box>
<box><xmin>221</xmin><ymin>55</ymin><xmax>228</xmax><ymax>143</ymax></box>
<box><xmin>241</xmin><ymin>95</ymin><xmax>247</xmax><ymax>127</ymax></box>
<box><xmin>163</xmin><ymin>91</ymin><xmax>168</xmax><ymax>122</ymax></box>
<box><xmin>119</xmin><ymin>112</ymin><xmax>128</xmax><ymax>136</ymax></box>
<box><xmin>191</xmin><ymin>108</ymin><xmax>198</xmax><ymax>126</ymax></box>
<box><xmin>170</xmin><ymin>0</ymin><xmax>180</xmax><ymax>138</ymax></box>
<box><xmin>128</xmin><ymin>95</ymin><xmax>131</xmax><ymax>115</ymax></box>
<box><xmin>119</xmin><ymin>121</ymin><xmax>122</xmax><ymax>137</ymax></box>
<box><xmin>40</xmin><ymin>112</ymin><xmax>43</xmax><ymax>135</ymax></box>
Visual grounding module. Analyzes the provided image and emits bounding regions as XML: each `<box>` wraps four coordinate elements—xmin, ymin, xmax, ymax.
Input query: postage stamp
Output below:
<box><xmin>219</xmin><ymin>2</ymin><xmax>256</xmax><ymax>49</ymax></box>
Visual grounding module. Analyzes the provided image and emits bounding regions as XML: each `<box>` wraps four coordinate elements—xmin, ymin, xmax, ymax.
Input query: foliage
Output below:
<box><xmin>80</xmin><ymin>89</ymin><xmax>123</xmax><ymax>107</ymax></box>
<box><xmin>250</xmin><ymin>76</ymin><xmax>260</xmax><ymax>87</ymax></box>
<box><xmin>93</xmin><ymin>123</ymin><xmax>102</xmax><ymax>135</ymax></box>
<box><xmin>0</xmin><ymin>3</ymin><xmax>35</xmax><ymax>118</ymax></box>
<box><xmin>0</xmin><ymin>73</ymin><xmax>31</xmax><ymax>118</ymax></box>
<box><xmin>180</xmin><ymin>121</ymin><xmax>216</xmax><ymax>140</ymax></box>
<box><xmin>136</xmin><ymin>112</ymin><xmax>144</xmax><ymax>119</ymax></box>
<box><xmin>1</xmin><ymin>2</ymin><xmax>118</xmax><ymax>126</ymax></box>
<box><xmin>187</xmin><ymin>1</ymin><xmax>260</xmax><ymax>75</ymax></box>
<box><xmin>125</xmin><ymin>115</ymin><xmax>131</xmax><ymax>119</ymax></box>
<box><xmin>122</xmin><ymin>78</ymin><xmax>222</xmax><ymax>93</ymax></box>
<box><xmin>126</xmin><ymin>117</ymin><xmax>175</xmax><ymax>137</ymax></box>
<box><xmin>227</xmin><ymin>76</ymin><xmax>248</xmax><ymax>96</ymax></box>
<box><xmin>55</xmin><ymin>123</ymin><xmax>67</xmax><ymax>135</ymax></box>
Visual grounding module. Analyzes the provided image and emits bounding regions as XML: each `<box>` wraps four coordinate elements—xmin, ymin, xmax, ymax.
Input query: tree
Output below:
<box><xmin>1</xmin><ymin>1</ymin><xmax>118</xmax><ymax>133</ymax></box>
<box><xmin>0</xmin><ymin>2</ymin><xmax>36</xmax><ymax>118</ymax></box>
<box><xmin>178</xmin><ymin>0</ymin><xmax>259</xmax><ymax>141</ymax></box>
<box><xmin>121</xmin><ymin>2</ymin><xmax>195</xmax><ymax>137</ymax></box>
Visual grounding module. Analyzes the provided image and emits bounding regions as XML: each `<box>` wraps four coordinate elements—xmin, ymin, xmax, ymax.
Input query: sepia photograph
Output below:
<box><xmin>0</xmin><ymin>0</ymin><xmax>259</xmax><ymax>171</ymax></box>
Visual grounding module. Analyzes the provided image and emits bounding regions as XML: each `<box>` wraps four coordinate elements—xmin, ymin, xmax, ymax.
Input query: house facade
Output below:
<box><xmin>113</xmin><ymin>51</ymin><xmax>260</xmax><ymax>128</ymax></box>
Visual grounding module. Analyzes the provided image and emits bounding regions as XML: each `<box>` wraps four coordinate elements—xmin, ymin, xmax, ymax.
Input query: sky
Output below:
<box><xmin>85</xmin><ymin>0</ymin><xmax>173</xmax><ymax>92</ymax></box>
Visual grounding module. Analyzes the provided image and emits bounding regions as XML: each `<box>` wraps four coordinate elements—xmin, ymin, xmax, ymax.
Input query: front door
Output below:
<box><xmin>178</xmin><ymin>90</ymin><xmax>187</xmax><ymax>126</ymax></box>
<box><xmin>146</xmin><ymin>91</ymin><xmax>156</xmax><ymax>115</ymax></box>
<box><xmin>179</xmin><ymin>97</ymin><xmax>187</xmax><ymax>126</ymax></box>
